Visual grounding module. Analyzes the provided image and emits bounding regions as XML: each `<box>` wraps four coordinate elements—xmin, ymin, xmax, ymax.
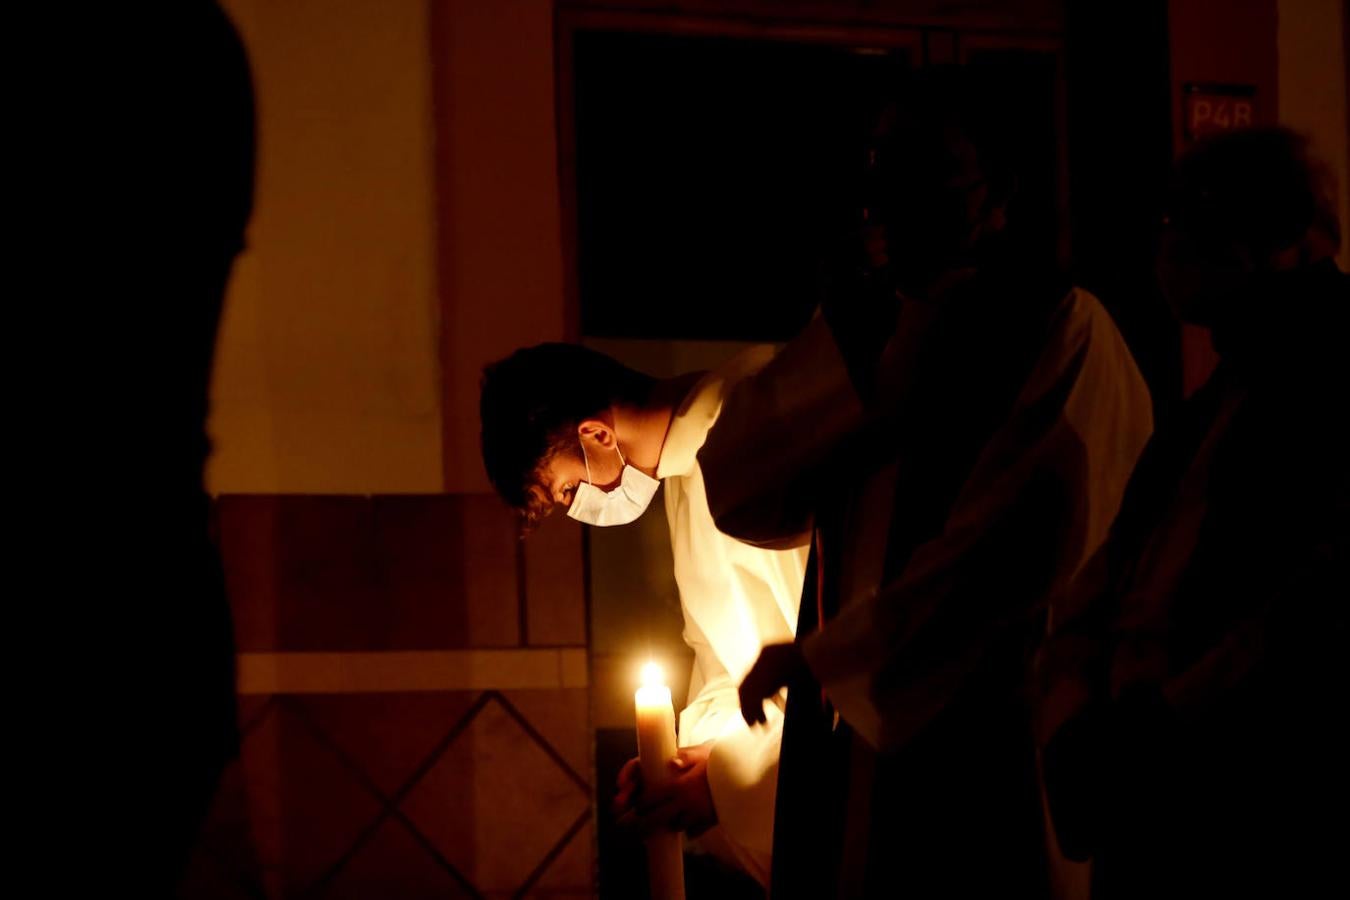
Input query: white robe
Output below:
<box><xmin>658</xmin><ymin>348</ymin><xmax>808</xmax><ymax>886</ymax></box>
<box><xmin>798</xmin><ymin>287</ymin><xmax>1155</xmax><ymax>751</ymax></box>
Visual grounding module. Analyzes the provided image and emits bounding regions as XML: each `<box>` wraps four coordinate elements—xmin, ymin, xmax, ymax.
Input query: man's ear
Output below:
<box><xmin>577</xmin><ymin>418</ymin><xmax>616</xmax><ymax>451</ymax></box>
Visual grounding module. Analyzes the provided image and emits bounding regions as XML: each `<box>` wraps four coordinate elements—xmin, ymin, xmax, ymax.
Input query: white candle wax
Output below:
<box><xmin>634</xmin><ymin>663</ymin><xmax>685</xmax><ymax>900</ymax></box>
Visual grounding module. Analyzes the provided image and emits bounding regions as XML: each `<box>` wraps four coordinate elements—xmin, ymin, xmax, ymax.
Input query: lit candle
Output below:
<box><xmin>634</xmin><ymin>661</ymin><xmax>685</xmax><ymax>900</ymax></box>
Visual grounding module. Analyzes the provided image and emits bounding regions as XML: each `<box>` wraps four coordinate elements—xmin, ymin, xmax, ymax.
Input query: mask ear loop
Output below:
<box><xmin>579</xmin><ymin>438</ymin><xmax>593</xmax><ymax>484</ymax></box>
<box><xmin>611</xmin><ymin>409</ymin><xmax>627</xmax><ymax>470</ymax></box>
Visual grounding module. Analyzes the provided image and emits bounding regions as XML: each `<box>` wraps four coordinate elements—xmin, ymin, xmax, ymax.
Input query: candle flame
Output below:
<box><xmin>640</xmin><ymin>661</ymin><xmax>663</xmax><ymax>688</ymax></box>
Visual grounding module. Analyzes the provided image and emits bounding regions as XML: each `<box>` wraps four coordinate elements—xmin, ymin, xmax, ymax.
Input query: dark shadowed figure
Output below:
<box><xmin>1039</xmin><ymin>127</ymin><xmax>1349</xmax><ymax>899</ymax></box>
<box><xmin>700</xmin><ymin>69</ymin><xmax>1153</xmax><ymax>899</ymax></box>
<box><xmin>50</xmin><ymin>3</ymin><xmax>255</xmax><ymax>894</ymax></box>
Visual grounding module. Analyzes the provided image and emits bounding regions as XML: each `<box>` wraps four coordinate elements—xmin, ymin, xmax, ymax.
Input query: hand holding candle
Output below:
<box><xmin>634</xmin><ymin>662</ymin><xmax>686</xmax><ymax>900</ymax></box>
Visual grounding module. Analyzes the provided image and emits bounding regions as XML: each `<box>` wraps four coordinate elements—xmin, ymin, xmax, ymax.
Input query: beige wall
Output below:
<box><xmin>208</xmin><ymin>0</ymin><xmax>445</xmax><ymax>493</ymax></box>
<box><xmin>1278</xmin><ymin>0</ymin><xmax>1349</xmax><ymax>269</ymax></box>
<box><xmin>209</xmin><ymin>0</ymin><xmax>568</xmax><ymax>495</ymax></box>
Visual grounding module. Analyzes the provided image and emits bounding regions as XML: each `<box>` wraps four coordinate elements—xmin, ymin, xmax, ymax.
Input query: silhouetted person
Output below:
<box><xmin>1038</xmin><ymin>127</ymin><xmax>1348</xmax><ymax>899</ymax></box>
<box><xmin>702</xmin><ymin>70</ymin><xmax>1153</xmax><ymax>898</ymax></box>
<box><xmin>58</xmin><ymin>3</ymin><xmax>255</xmax><ymax>893</ymax></box>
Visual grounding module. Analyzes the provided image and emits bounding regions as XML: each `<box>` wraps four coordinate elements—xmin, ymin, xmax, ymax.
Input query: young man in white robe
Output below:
<box><xmin>480</xmin><ymin>343</ymin><xmax>807</xmax><ymax>886</ymax></box>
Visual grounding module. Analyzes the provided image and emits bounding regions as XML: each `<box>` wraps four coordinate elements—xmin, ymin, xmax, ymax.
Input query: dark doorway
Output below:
<box><xmin>574</xmin><ymin>30</ymin><xmax>912</xmax><ymax>342</ymax></box>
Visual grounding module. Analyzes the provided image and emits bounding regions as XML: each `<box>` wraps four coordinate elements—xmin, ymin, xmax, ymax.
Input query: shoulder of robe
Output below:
<box><xmin>1017</xmin><ymin>285</ymin><xmax>1150</xmax><ymax>430</ymax></box>
<box><xmin>1045</xmin><ymin>286</ymin><xmax>1143</xmax><ymax>381</ymax></box>
<box><xmin>1053</xmin><ymin>286</ymin><xmax>1109</xmax><ymax>345</ymax></box>
<box><xmin>662</xmin><ymin>344</ymin><xmax>782</xmax><ymax>479</ymax></box>
<box><xmin>690</xmin><ymin>343</ymin><xmax>781</xmax><ymax>427</ymax></box>
<box><xmin>681</xmin><ymin>345</ymin><xmax>778</xmax><ymax>419</ymax></box>
<box><xmin>717</xmin><ymin>344</ymin><xmax>779</xmax><ymax>387</ymax></box>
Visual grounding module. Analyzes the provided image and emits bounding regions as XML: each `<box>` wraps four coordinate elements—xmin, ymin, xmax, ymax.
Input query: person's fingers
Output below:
<box><xmin>617</xmin><ymin>800</ymin><xmax>673</xmax><ymax>832</ymax></box>
<box><xmin>636</xmin><ymin>780</ymin><xmax>677</xmax><ymax>815</ymax></box>
<box><xmin>612</xmin><ymin>758</ymin><xmax>643</xmax><ymax>816</ymax></box>
<box><xmin>631</xmin><ymin>795</ymin><xmax>683</xmax><ymax>836</ymax></box>
<box><xmin>615</xmin><ymin>807</ymin><xmax>638</xmax><ymax>832</ymax></box>
<box><xmin>738</xmin><ymin>652</ymin><xmax>777</xmax><ymax>725</ymax></box>
<box><xmin>741</xmin><ymin>679</ymin><xmax>770</xmax><ymax>725</ymax></box>
<box><xmin>612</xmin><ymin>783</ymin><xmax>636</xmax><ymax>818</ymax></box>
<box><xmin>616</xmin><ymin>757</ymin><xmax>641</xmax><ymax>790</ymax></box>
<box><xmin>740</xmin><ymin>686</ymin><xmax>759</xmax><ymax>725</ymax></box>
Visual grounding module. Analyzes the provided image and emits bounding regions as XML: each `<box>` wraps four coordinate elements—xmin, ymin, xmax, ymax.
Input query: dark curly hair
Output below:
<box><xmin>480</xmin><ymin>344</ymin><xmax>656</xmax><ymax>527</ymax></box>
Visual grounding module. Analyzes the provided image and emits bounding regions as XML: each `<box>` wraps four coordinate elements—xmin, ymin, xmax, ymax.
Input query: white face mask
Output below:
<box><xmin>566</xmin><ymin>441</ymin><xmax>660</xmax><ymax>527</ymax></box>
